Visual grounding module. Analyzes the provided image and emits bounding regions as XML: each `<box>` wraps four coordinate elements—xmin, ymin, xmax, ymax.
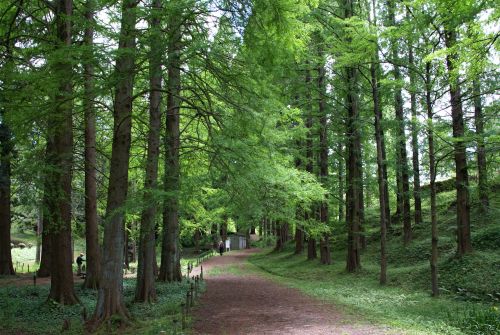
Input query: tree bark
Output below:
<box><xmin>275</xmin><ymin>221</ymin><xmax>289</xmax><ymax>252</ymax></box>
<box><xmin>317</xmin><ymin>43</ymin><xmax>331</xmax><ymax>265</ymax></box>
<box><xmin>387</xmin><ymin>0</ymin><xmax>411</xmax><ymax>245</ymax></box>
<box><xmin>344</xmin><ymin>0</ymin><xmax>362</xmax><ymax>273</ymax></box>
<box><xmin>89</xmin><ymin>0</ymin><xmax>137</xmax><ymax>326</ymax></box>
<box><xmin>45</xmin><ymin>0</ymin><xmax>78</xmax><ymax>305</ymax></box>
<box><xmin>37</xmin><ymin>191</ymin><xmax>51</xmax><ymax>277</ymax></box>
<box><xmin>135</xmin><ymin>0</ymin><xmax>162</xmax><ymax>303</ymax></box>
<box><xmin>444</xmin><ymin>29</ymin><xmax>472</xmax><ymax>256</ymax></box>
<box><xmin>368</xmin><ymin>1</ymin><xmax>388</xmax><ymax>282</ymax></box>
<box><xmin>0</xmin><ymin>117</ymin><xmax>14</xmax><ymax>275</ymax></box>
<box><xmin>408</xmin><ymin>37</ymin><xmax>422</xmax><ymax>225</ymax></box>
<box><xmin>473</xmin><ymin>79</ymin><xmax>488</xmax><ymax>212</ymax></box>
<box><xmin>337</xmin><ymin>143</ymin><xmax>344</xmax><ymax>223</ymax></box>
<box><xmin>294</xmin><ymin>225</ymin><xmax>304</xmax><ymax>254</ymax></box>
<box><xmin>159</xmin><ymin>6</ymin><xmax>183</xmax><ymax>282</ymax></box>
<box><xmin>425</xmin><ymin>62</ymin><xmax>439</xmax><ymax>297</ymax></box>
<box><xmin>83</xmin><ymin>0</ymin><xmax>100</xmax><ymax>290</ymax></box>
<box><xmin>304</xmin><ymin>63</ymin><xmax>317</xmax><ymax>260</ymax></box>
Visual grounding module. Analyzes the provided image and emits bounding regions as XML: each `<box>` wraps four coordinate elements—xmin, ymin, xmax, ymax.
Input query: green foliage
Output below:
<box><xmin>0</xmin><ymin>279</ymin><xmax>192</xmax><ymax>335</ymax></box>
<box><xmin>450</xmin><ymin>305</ymin><xmax>500</xmax><ymax>335</ymax></box>
<box><xmin>471</xmin><ymin>225</ymin><xmax>500</xmax><ymax>250</ymax></box>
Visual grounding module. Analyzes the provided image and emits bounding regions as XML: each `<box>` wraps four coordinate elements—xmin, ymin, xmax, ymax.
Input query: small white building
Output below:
<box><xmin>228</xmin><ymin>234</ymin><xmax>247</xmax><ymax>250</ymax></box>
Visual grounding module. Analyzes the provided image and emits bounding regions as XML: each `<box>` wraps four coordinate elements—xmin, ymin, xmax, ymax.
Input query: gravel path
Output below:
<box><xmin>192</xmin><ymin>249</ymin><xmax>401</xmax><ymax>335</ymax></box>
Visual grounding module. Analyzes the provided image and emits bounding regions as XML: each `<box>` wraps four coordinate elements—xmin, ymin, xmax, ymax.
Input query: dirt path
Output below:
<box><xmin>192</xmin><ymin>249</ymin><xmax>400</xmax><ymax>335</ymax></box>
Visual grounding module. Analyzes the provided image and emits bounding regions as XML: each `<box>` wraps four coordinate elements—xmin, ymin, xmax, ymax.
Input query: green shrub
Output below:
<box><xmin>450</xmin><ymin>305</ymin><xmax>500</xmax><ymax>335</ymax></box>
<box><xmin>472</xmin><ymin>225</ymin><xmax>500</xmax><ymax>250</ymax></box>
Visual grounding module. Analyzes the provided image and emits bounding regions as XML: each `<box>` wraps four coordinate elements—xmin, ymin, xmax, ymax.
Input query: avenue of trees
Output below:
<box><xmin>0</xmin><ymin>0</ymin><xmax>498</xmax><ymax>330</ymax></box>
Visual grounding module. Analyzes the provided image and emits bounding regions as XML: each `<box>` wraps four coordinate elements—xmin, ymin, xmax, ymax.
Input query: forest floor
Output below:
<box><xmin>0</xmin><ymin>273</ymin><xmax>84</xmax><ymax>287</ymax></box>
<box><xmin>191</xmin><ymin>248</ymin><xmax>399</xmax><ymax>335</ymax></box>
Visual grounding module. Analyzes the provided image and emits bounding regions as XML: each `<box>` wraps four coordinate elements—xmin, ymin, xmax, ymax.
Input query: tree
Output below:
<box><xmin>0</xmin><ymin>115</ymin><xmax>14</xmax><ymax>275</ymax></box>
<box><xmin>473</xmin><ymin>79</ymin><xmax>488</xmax><ymax>212</ymax></box>
<box><xmin>407</xmin><ymin>11</ymin><xmax>422</xmax><ymax>226</ymax></box>
<box><xmin>0</xmin><ymin>14</ymin><xmax>16</xmax><ymax>275</ymax></box>
<box><xmin>135</xmin><ymin>0</ymin><xmax>162</xmax><ymax>303</ymax></box>
<box><xmin>344</xmin><ymin>0</ymin><xmax>362</xmax><ymax>273</ymax></box>
<box><xmin>159</xmin><ymin>1</ymin><xmax>183</xmax><ymax>283</ymax></box>
<box><xmin>90</xmin><ymin>0</ymin><xmax>138</xmax><ymax>325</ymax></box>
<box><xmin>83</xmin><ymin>0</ymin><xmax>100</xmax><ymax>290</ymax></box>
<box><xmin>368</xmin><ymin>0</ymin><xmax>388</xmax><ymax>284</ymax></box>
<box><xmin>316</xmin><ymin>36</ymin><xmax>331</xmax><ymax>265</ymax></box>
<box><xmin>45</xmin><ymin>0</ymin><xmax>78</xmax><ymax>305</ymax></box>
<box><xmin>444</xmin><ymin>28</ymin><xmax>472</xmax><ymax>256</ymax></box>
<box><xmin>304</xmin><ymin>64</ymin><xmax>317</xmax><ymax>261</ymax></box>
<box><xmin>386</xmin><ymin>0</ymin><xmax>411</xmax><ymax>245</ymax></box>
<box><xmin>425</xmin><ymin>61</ymin><xmax>439</xmax><ymax>297</ymax></box>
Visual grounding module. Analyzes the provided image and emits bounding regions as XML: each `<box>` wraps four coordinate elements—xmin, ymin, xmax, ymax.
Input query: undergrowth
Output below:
<box><xmin>0</xmin><ymin>279</ymin><xmax>194</xmax><ymax>335</ymax></box>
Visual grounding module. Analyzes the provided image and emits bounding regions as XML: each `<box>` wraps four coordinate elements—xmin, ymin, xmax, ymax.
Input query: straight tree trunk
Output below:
<box><xmin>0</xmin><ymin>24</ymin><xmax>16</xmax><ymax>276</ymax></box>
<box><xmin>387</xmin><ymin>0</ymin><xmax>411</xmax><ymax>245</ymax></box>
<box><xmin>135</xmin><ymin>0</ymin><xmax>162</xmax><ymax>303</ymax></box>
<box><xmin>337</xmin><ymin>142</ymin><xmax>344</xmax><ymax>223</ymax></box>
<box><xmin>159</xmin><ymin>7</ymin><xmax>183</xmax><ymax>282</ymax></box>
<box><xmin>275</xmin><ymin>221</ymin><xmax>289</xmax><ymax>252</ymax></box>
<box><xmin>89</xmin><ymin>0</ymin><xmax>137</xmax><ymax>326</ymax></box>
<box><xmin>294</xmin><ymin>225</ymin><xmax>304</xmax><ymax>254</ymax></box>
<box><xmin>317</xmin><ymin>43</ymin><xmax>331</xmax><ymax>265</ymax></box>
<box><xmin>221</xmin><ymin>219</ymin><xmax>228</xmax><ymax>242</ymax></box>
<box><xmin>444</xmin><ymin>29</ymin><xmax>472</xmax><ymax>256</ymax></box>
<box><xmin>408</xmin><ymin>37</ymin><xmax>422</xmax><ymax>225</ymax></box>
<box><xmin>44</xmin><ymin>0</ymin><xmax>78</xmax><ymax>305</ymax></box>
<box><xmin>425</xmin><ymin>62</ymin><xmax>439</xmax><ymax>297</ymax></box>
<box><xmin>305</xmin><ymin>64</ymin><xmax>317</xmax><ymax>260</ymax></box>
<box><xmin>83</xmin><ymin>0</ymin><xmax>100</xmax><ymax>290</ymax></box>
<box><xmin>0</xmin><ymin>117</ymin><xmax>14</xmax><ymax>275</ymax></box>
<box><xmin>37</xmin><ymin>193</ymin><xmax>51</xmax><ymax>277</ymax></box>
<box><xmin>344</xmin><ymin>0</ymin><xmax>362</xmax><ymax>272</ymax></box>
<box><xmin>35</xmin><ymin>206</ymin><xmax>42</xmax><ymax>264</ymax></box>
<box><xmin>368</xmin><ymin>2</ymin><xmax>387</xmax><ymax>283</ymax></box>
<box><xmin>473</xmin><ymin>79</ymin><xmax>488</xmax><ymax>212</ymax></box>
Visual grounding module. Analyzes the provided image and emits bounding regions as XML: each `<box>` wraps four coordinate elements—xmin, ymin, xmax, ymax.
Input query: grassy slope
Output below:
<box><xmin>249</xmin><ymin>186</ymin><xmax>500</xmax><ymax>335</ymax></box>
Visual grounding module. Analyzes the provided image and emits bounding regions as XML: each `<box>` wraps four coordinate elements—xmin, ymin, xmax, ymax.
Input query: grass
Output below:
<box><xmin>249</xmin><ymin>249</ymin><xmax>499</xmax><ymax>335</ymax></box>
<box><xmin>0</xmin><ymin>278</ymin><xmax>196</xmax><ymax>335</ymax></box>
<box><xmin>247</xmin><ymin>186</ymin><xmax>500</xmax><ymax>335</ymax></box>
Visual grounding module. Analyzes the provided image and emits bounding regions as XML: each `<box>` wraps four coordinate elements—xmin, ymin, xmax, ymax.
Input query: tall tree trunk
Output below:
<box><xmin>35</xmin><ymin>205</ymin><xmax>42</xmax><ymax>264</ymax></box>
<box><xmin>294</xmin><ymin>225</ymin><xmax>304</xmax><ymax>254</ymax></box>
<box><xmin>0</xmin><ymin>13</ymin><xmax>17</xmax><ymax>277</ymax></box>
<box><xmin>317</xmin><ymin>42</ymin><xmax>331</xmax><ymax>265</ymax></box>
<box><xmin>275</xmin><ymin>222</ymin><xmax>289</xmax><ymax>252</ymax></box>
<box><xmin>425</xmin><ymin>62</ymin><xmax>439</xmax><ymax>297</ymax></box>
<box><xmin>83</xmin><ymin>0</ymin><xmax>100</xmax><ymax>290</ymax></box>
<box><xmin>37</xmin><ymin>192</ymin><xmax>51</xmax><ymax>277</ymax></box>
<box><xmin>369</xmin><ymin>1</ymin><xmax>387</xmax><ymax>283</ymax></box>
<box><xmin>304</xmin><ymin>64</ymin><xmax>317</xmax><ymax>260</ymax></box>
<box><xmin>387</xmin><ymin>0</ymin><xmax>411</xmax><ymax>245</ymax></box>
<box><xmin>221</xmin><ymin>218</ymin><xmax>228</xmax><ymax>242</ymax></box>
<box><xmin>135</xmin><ymin>0</ymin><xmax>162</xmax><ymax>303</ymax></box>
<box><xmin>337</xmin><ymin>142</ymin><xmax>344</xmax><ymax>223</ymax></box>
<box><xmin>408</xmin><ymin>36</ymin><xmax>422</xmax><ymax>225</ymax></box>
<box><xmin>344</xmin><ymin>0</ymin><xmax>362</xmax><ymax>273</ymax></box>
<box><xmin>473</xmin><ymin>79</ymin><xmax>488</xmax><ymax>212</ymax></box>
<box><xmin>444</xmin><ymin>29</ymin><xmax>472</xmax><ymax>256</ymax></box>
<box><xmin>0</xmin><ymin>117</ymin><xmax>14</xmax><ymax>275</ymax></box>
<box><xmin>159</xmin><ymin>7</ymin><xmax>183</xmax><ymax>282</ymax></box>
<box><xmin>90</xmin><ymin>0</ymin><xmax>137</xmax><ymax>325</ymax></box>
<box><xmin>44</xmin><ymin>0</ymin><xmax>78</xmax><ymax>305</ymax></box>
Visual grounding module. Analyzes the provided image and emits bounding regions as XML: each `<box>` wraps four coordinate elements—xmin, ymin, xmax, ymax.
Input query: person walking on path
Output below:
<box><xmin>76</xmin><ymin>253</ymin><xmax>85</xmax><ymax>275</ymax></box>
